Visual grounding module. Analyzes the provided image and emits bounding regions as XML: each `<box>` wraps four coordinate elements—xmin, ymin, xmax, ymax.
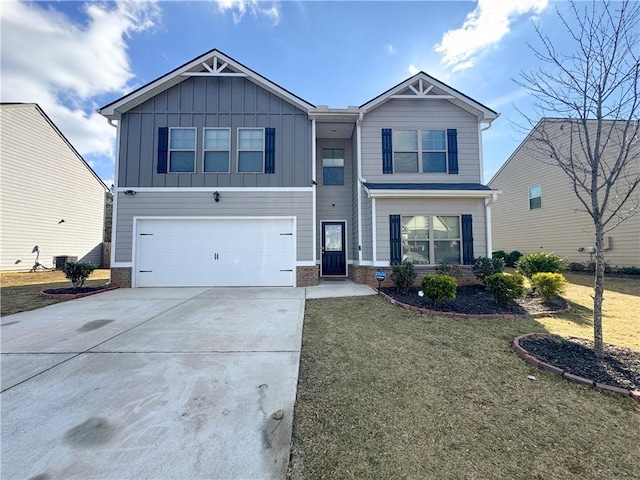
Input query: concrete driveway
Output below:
<box><xmin>1</xmin><ymin>287</ymin><xmax>305</xmax><ymax>480</ymax></box>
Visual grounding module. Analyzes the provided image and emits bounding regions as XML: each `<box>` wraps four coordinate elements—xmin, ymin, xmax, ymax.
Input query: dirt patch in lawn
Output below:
<box><xmin>520</xmin><ymin>334</ymin><xmax>640</xmax><ymax>390</ymax></box>
<box><xmin>381</xmin><ymin>285</ymin><xmax>568</xmax><ymax>316</ymax></box>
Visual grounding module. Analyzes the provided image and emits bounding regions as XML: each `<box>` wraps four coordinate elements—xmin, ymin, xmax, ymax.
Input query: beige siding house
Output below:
<box><xmin>489</xmin><ymin>119</ymin><xmax>639</xmax><ymax>268</ymax></box>
<box><xmin>0</xmin><ymin>104</ymin><xmax>108</xmax><ymax>271</ymax></box>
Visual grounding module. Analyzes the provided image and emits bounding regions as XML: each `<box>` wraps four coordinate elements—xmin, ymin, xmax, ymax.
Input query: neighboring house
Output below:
<box><xmin>489</xmin><ymin>119</ymin><xmax>640</xmax><ymax>268</ymax></box>
<box><xmin>98</xmin><ymin>49</ymin><xmax>499</xmax><ymax>288</ymax></box>
<box><xmin>0</xmin><ymin>103</ymin><xmax>108</xmax><ymax>271</ymax></box>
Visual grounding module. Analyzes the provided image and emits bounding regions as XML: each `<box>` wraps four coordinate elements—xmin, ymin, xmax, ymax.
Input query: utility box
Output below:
<box><xmin>53</xmin><ymin>256</ymin><xmax>78</xmax><ymax>270</ymax></box>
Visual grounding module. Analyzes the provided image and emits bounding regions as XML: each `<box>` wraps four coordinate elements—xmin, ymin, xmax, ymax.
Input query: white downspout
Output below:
<box><xmin>311</xmin><ymin>118</ymin><xmax>317</xmax><ymax>268</ymax></box>
<box><xmin>107</xmin><ymin>115</ymin><xmax>120</xmax><ymax>271</ymax></box>
<box><xmin>356</xmin><ymin>111</ymin><xmax>366</xmax><ymax>264</ymax></box>
<box><xmin>485</xmin><ymin>193</ymin><xmax>498</xmax><ymax>257</ymax></box>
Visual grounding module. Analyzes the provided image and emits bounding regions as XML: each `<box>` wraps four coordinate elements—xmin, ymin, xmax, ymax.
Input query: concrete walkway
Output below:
<box><xmin>1</xmin><ymin>282</ymin><xmax>375</xmax><ymax>479</ymax></box>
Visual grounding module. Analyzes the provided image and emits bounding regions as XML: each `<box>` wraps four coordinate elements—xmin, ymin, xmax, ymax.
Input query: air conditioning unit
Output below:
<box><xmin>53</xmin><ymin>256</ymin><xmax>78</xmax><ymax>270</ymax></box>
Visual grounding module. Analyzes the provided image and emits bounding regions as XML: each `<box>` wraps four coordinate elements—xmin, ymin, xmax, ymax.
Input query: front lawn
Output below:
<box><xmin>0</xmin><ymin>269</ymin><xmax>111</xmax><ymax>316</ymax></box>
<box><xmin>290</xmin><ymin>276</ymin><xmax>640</xmax><ymax>479</ymax></box>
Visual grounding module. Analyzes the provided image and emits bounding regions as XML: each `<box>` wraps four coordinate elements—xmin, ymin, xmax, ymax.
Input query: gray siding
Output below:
<box><xmin>115</xmin><ymin>191</ymin><xmax>313</xmax><ymax>263</ymax></box>
<box><xmin>0</xmin><ymin>105</ymin><xmax>105</xmax><ymax>271</ymax></box>
<box><xmin>361</xmin><ymin>99</ymin><xmax>481</xmax><ymax>183</ymax></box>
<box><xmin>361</xmin><ymin>193</ymin><xmax>373</xmax><ymax>262</ymax></box>
<box><xmin>351</xmin><ymin>132</ymin><xmax>360</xmax><ymax>260</ymax></box>
<box><xmin>119</xmin><ymin>76</ymin><xmax>312</xmax><ymax>188</ymax></box>
<box><xmin>316</xmin><ymin>139</ymin><xmax>354</xmax><ymax>260</ymax></box>
<box><xmin>374</xmin><ymin>198</ymin><xmax>486</xmax><ymax>263</ymax></box>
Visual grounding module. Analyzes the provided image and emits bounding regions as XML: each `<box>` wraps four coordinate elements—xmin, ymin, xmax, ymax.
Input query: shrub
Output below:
<box><xmin>505</xmin><ymin>250</ymin><xmax>523</xmax><ymax>268</ymax></box>
<box><xmin>492</xmin><ymin>250</ymin><xmax>507</xmax><ymax>262</ymax></box>
<box><xmin>62</xmin><ymin>262</ymin><xmax>96</xmax><ymax>289</ymax></box>
<box><xmin>420</xmin><ymin>274</ymin><xmax>457</xmax><ymax>305</ymax></box>
<box><xmin>567</xmin><ymin>262</ymin><xmax>586</xmax><ymax>272</ymax></box>
<box><xmin>435</xmin><ymin>262</ymin><xmax>462</xmax><ymax>280</ymax></box>
<box><xmin>618</xmin><ymin>266</ymin><xmax>640</xmax><ymax>275</ymax></box>
<box><xmin>531</xmin><ymin>273</ymin><xmax>567</xmax><ymax>302</ymax></box>
<box><xmin>516</xmin><ymin>252</ymin><xmax>565</xmax><ymax>279</ymax></box>
<box><xmin>472</xmin><ymin>256</ymin><xmax>505</xmax><ymax>283</ymax></box>
<box><xmin>391</xmin><ymin>261</ymin><xmax>416</xmax><ymax>294</ymax></box>
<box><xmin>485</xmin><ymin>273</ymin><xmax>526</xmax><ymax>305</ymax></box>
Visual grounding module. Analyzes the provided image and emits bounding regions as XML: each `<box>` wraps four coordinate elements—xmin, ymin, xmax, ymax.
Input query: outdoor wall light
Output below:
<box><xmin>213</xmin><ymin>191</ymin><xmax>220</xmax><ymax>202</ymax></box>
<box><xmin>123</xmin><ymin>190</ymin><xmax>137</xmax><ymax>196</ymax></box>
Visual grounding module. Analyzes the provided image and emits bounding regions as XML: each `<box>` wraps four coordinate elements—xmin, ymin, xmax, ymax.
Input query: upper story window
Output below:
<box><xmin>393</xmin><ymin>130</ymin><xmax>447</xmax><ymax>173</ymax></box>
<box><xmin>529</xmin><ymin>184</ymin><xmax>542</xmax><ymax>209</ymax></box>
<box><xmin>203</xmin><ymin>128</ymin><xmax>230</xmax><ymax>173</ymax></box>
<box><xmin>238</xmin><ymin>128</ymin><xmax>264</xmax><ymax>173</ymax></box>
<box><xmin>322</xmin><ymin>149</ymin><xmax>344</xmax><ymax>185</ymax></box>
<box><xmin>169</xmin><ymin>128</ymin><xmax>196</xmax><ymax>173</ymax></box>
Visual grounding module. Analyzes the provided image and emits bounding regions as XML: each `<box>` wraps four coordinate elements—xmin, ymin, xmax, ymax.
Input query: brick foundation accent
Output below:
<box><xmin>110</xmin><ymin>267</ymin><xmax>132</xmax><ymax>288</ymax></box>
<box><xmin>351</xmin><ymin>265</ymin><xmax>479</xmax><ymax>289</ymax></box>
<box><xmin>297</xmin><ymin>266</ymin><xmax>319</xmax><ymax>287</ymax></box>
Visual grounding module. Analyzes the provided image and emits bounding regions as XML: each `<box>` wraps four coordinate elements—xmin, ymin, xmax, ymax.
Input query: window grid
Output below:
<box><xmin>203</xmin><ymin>128</ymin><xmax>231</xmax><ymax>173</ymax></box>
<box><xmin>393</xmin><ymin>129</ymin><xmax>448</xmax><ymax>173</ymax></box>
<box><xmin>322</xmin><ymin>148</ymin><xmax>345</xmax><ymax>185</ymax></box>
<box><xmin>237</xmin><ymin>128</ymin><xmax>265</xmax><ymax>173</ymax></box>
<box><xmin>401</xmin><ymin>215</ymin><xmax>461</xmax><ymax>265</ymax></box>
<box><xmin>168</xmin><ymin>127</ymin><xmax>196</xmax><ymax>173</ymax></box>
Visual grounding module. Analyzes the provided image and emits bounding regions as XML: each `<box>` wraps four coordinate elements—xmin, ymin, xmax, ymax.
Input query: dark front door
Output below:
<box><xmin>322</xmin><ymin>222</ymin><xmax>346</xmax><ymax>276</ymax></box>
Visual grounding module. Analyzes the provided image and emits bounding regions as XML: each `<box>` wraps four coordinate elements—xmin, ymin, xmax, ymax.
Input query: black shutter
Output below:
<box><xmin>461</xmin><ymin>214</ymin><xmax>474</xmax><ymax>265</ymax></box>
<box><xmin>382</xmin><ymin>128</ymin><xmax>393</xmax><ymax>174</ymax></box>
<box><xmin>265</xmin><ymin>127</ymin><xmax>275</xmax><ymax>174</ymax></box>
<box><xmin>157</xmin><ymin>127</ymin><xmax>168</xmax><ymax>174</ymax></box>
<box><xmin>447</xmin><ymin>128</ymin><xmax>458</xmax><ymax>174</ymax></box>
<box><xmin>389</xmin><ymin>214</ymin><xmax>402</xmax><ymax>264</ymax></box>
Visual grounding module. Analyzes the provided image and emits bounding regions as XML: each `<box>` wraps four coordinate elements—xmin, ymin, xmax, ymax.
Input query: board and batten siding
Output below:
<box><xmin>489</xmin><ymin>135</ymin><xmax>640</xmax><ymax>268</ymax></box>
<box><xmin>118</xmin><ymin>76</ymin><xmax>312</xmax><ymax>188</ymax></box>
<box><xmin>316</xmin><ymin>139</ymin><xmax>354</xmax><ymax>260</ymax></box>
<box><xmin>0</xmin><ymin>105</ymin><xmax>106</xmax><ymax>271</ymax></box>
<box><xmin>373</xmin><ymin>198</ymin><xmax>486</xmax><ymax>263</ymax></box>
<box><xmin>361</xmin><ymin>99</ymin><xmax>481</xmax><ymax>183</ymax></box>
<box><xmin>115</xmin><ymin>191</ymin><xmax>313</xmax><ymax>263</ymax></box>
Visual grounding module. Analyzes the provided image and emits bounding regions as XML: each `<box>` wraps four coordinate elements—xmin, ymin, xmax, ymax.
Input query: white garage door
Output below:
<box><xmin>134</xmin><ymin>218</ymin><xmax>295</xmax><ymax>287</ymax></box>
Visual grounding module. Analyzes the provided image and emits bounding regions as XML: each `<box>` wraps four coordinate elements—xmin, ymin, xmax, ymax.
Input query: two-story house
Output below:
<box><xmin>98</xmin><ymin>49</ymin><xmax>499</xmax><ymax>288</ymax></box>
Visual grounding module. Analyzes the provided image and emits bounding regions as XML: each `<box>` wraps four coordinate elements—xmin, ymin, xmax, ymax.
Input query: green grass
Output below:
<box><xmin>0</xmin><ymin>270</ymin><xmax>111</xmax><ymax>316</ymax></box>
<box><xmin>290</xmin><ymin>277</ymin><xmax>640</xmax><ymax>479</ymax></box>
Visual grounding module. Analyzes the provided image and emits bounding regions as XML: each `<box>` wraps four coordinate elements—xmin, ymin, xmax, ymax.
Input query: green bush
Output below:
<box><xmin>516</xmin><ymin>252</ymin><xmax>565</xmax><ymax>279</ymax></box>
<box><xmin>567</xmin><ymin>262</ymin><xmax>586</xmax><ymax>272</ymax></box>
<box><xmin>420</xmin><ymin>274</ymin><xmax>457</xmax><ymax>305</ymax></box>
<box><xmin>435</xmin><ymin>262</ymin><xmax>462</xmax><ymax>280</ymax></box>
<box><xmin>391</xmin><ymin>261</ymin><xmax>416</xmax><ymax>294</ymax></box>
<box><xmin>618</xmin><ymin>266</ymin><xmax>640</xmax><ymax>275</ymax></box>
<box><xmin>505</xmin><ymin>250</ymin><xmax>523</xmax><ymax>268</ymax></box>
<box><xmin>485</xmin><ymin>273</ymin><xmax>526</xmax><ymax>305</ymax></box>
<box><xmin>492</xmin><ymin>250</ymin><xmax>506</xmax><ymax>262</ymax></box>
<box><xmin>531</xmin><ymin>273</ymin><xmax>567</xmax><ymax>302</ymax></box>
<box><xmin>62</xmin><ymin>262</ymin><xmax>96</xmax><ymax>289</ymax></box>
<box><xmin>472</xmin><ymin>257</ymin><xmax>505</xmax><ymax>283</ymax></box>
<box><xmin>584</xmin><ymin>261</ymin><xmax>612</xmax><ymax>274</ymax></box>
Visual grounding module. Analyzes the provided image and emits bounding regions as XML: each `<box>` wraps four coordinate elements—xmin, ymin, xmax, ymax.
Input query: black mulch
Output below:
<box><xmin>520</xmin><ymin>335</ymin><xmax>640</xmax><ymax>391</ymax></box>
<box><xmin>380</xmin><ymin>285</ymin><xmax>568</xmax><ymax>315</ymax></box>
<box><xmin>42</xmin><ymin>286</ymin><xmax>107</xmax><ymax>295</ymax></box>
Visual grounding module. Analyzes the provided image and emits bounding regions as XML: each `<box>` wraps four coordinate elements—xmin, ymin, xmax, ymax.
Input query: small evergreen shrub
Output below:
<box><xmin>420</xmin><ymin>274</ymin><xmax>457</xmax><ymax>305</ymax></box>
<box><xmin>435</xmin><ymin>262</ymin><xmax>462</xmax><ymax>280</ymax></box>
<box><xmin>473</xmin><ymin>256</ymin><xmax>505</xmax><ymax>283</ymax></box>
<box><xmin>391</xmin><ymin>261</ymin><xmax>416</xmax><ymax>294</ymax></box>
<box><xmin>567</xmin><ymin>262</ymin><xmax>586</xmax><ymax>272</ymax></box>
<box><xmin>618</xmin><ymin>266</ymin><xmax>640</xmax><ymax>275</ymax></box>
<box><xmin>492</xmin><ymin>250</ymin><xmax>507</xmax><ymax>262</ymax></box>
<box><xmin>516</xmin><ymin>252</ymin><xmax>565</xmax><ymax>279</ymax></box>
<box><xmin>531</xmin><ymin>273</ymin><xmax>567</xmax><ymax>302</ymax></box>
<box><xmin>62</xmin><ymin>262</ymin><xmax>96</xmax><ymax>289</ymax></box>
<box><xmin>485</xmin><ymin>273</ymin><xmax>526</xmax><ymax>305</ymax></box>
<box><xmin>505</xmin><ymin>250</ymin><xmax>523</xmax><ymax>268</ymax></box>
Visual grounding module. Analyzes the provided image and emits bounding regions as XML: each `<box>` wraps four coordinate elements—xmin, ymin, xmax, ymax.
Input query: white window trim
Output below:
<box><xmin>528</xmin><ymin>184</ymin><xmax>542</xmax><ymax>210</ymax></box>
<box><xmin>168</xmin><ymin>127</ymin><xmax>197</xmax><ymax>174</ymax></box>
<box><xmin>237</xmin><ymin>127</ymin><xmax>265</xmax><ymax>174</ymax></box>
<box><xmin>401</xmin><ymin>214</ymin><xmax>462</xmax><ymax>265</ymax></box>
<box><xmin>203</xmin><ymin>127</ymin><xmax>231</xmax><ymax>173</ymax></box>
<box><xmin>321</xmin><ymin>148</ymin><xmax>345</xmax><ymax>186</ymax></box>
<box><xmin>393</xmin><ymin>129</ymin><xmax>448</xmax><ymax>174</ymax></box>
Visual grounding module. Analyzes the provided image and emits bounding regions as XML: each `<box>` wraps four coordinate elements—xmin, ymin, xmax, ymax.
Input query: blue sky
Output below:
<box><xmin>2</xmin><ymin>0</ymin><xmax>573</xmax><ymax>186</ymax></box>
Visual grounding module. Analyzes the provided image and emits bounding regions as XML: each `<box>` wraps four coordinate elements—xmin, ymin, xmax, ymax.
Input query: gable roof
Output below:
<box><xmin>359</xmin><ymin>71</ymin><xmax>499</xmax><ymax>122</ymax></box>
<box><xmin>98</xmin><ymin>49</ymin><xmax>316</xmax><ymax>119</ymax></box>
<box><xmin>1</xmin><ymin>103</ymin><xmax>108</xmax><ymax>191</ymax></box>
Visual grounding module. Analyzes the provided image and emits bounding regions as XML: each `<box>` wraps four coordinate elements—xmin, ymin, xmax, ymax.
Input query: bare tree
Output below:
<box><xmin>516</xmin><ymin>0</ymin><xmax>640</xmax><ymax>358</ymax></box>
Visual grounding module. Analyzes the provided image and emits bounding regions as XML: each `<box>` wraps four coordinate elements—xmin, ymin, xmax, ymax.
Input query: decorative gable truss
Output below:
<box><xmin>181</xmin><ymin>55</ymin><xmax>248</xmax><ymax>77</ymax></box>
<box><xmin>391</xmin><ymin>78</ymin><xmax>454</xmax><ymax>101</ymax></box>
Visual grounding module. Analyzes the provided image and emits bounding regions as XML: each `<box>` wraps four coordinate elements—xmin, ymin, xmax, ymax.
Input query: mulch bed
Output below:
<box><xmin>380</xmin><ymin>285</ymin><xmax>568</xmax><ymax>316</ymax></box>
<box><xmin>42</xmin><ymin>287</ymin><xmax>107</xmax><ymax>295</ymax></box>
<box><xmin>520</xmin><ymin>335</ymin><xmax>640</xmax><ymax>391</ymax></box>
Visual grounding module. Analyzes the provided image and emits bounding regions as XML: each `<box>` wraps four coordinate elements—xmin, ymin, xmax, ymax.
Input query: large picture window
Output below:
<box><xmin>238</xmin><ymin>128</ymin><xmax>264</xmax><ymax>173</ymax></box>
<box><xmin>401</xmin><ymin>215</ymin><xmax>461</xmax><ymax>264</ymax></box>
<box><xmin>393</xmin><ymin>129</ymin><xmax>448</xmax><ymax>173</ymax></box>
<box><xmin>169</xmin><ymin>128</ymin><xmax>196</xmax><ymax>173</ymax></box>
<box><xmin>203</xmin><ymin>128</ymin><xmax>230</xmax><ymax>173</ymax></box>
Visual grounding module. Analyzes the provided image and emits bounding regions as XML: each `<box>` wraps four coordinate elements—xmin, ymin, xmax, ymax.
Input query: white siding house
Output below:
<box><xmin>0</xmin><ymin>104</ymin><xmax>108</xmax><ymax>271</ymax></box>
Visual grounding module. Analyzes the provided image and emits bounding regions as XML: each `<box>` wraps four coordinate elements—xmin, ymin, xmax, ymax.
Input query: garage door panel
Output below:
<box><xmin>135</xmin><ymin>218</ymin><xmax>294</xmax><ymax>287</ymax></box>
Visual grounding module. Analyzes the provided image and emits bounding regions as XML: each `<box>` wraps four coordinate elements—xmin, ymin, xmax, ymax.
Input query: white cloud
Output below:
<box><xmin>387</xmin><ymin>44</ymin><xmax>395</xmax><ymax>55</ymax></box>
<box><xmin>215</xmin><ymin>0</ymin><xmax>280</xmax><ymax>25</ymax></box>
<box><xmin>408</xmin><ymin>64</ymin><xmax>420</xmax><ymax>75</ymax></box>
<box><xmin>0</xmin><ymin>0</ymin><xmax>161</xmax><ymax>161</ymax></box>
<box><xmin>435</xmin><ymin>0</ymin><xmax>548</xmax><ymax>72</ymax></box>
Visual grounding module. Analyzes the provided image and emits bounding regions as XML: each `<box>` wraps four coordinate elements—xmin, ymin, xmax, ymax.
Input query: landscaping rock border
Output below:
<box><xmin>39</xmin><ymin>286</ymin><xmax>117</xmax><ymax>300</ymax></box>
<box><xmin>513</xmin><ymin>333</ymin><xmax>640</xmax><ymax>402</ymax></box>
<box><xmin>378</xmin><ymin>290</ymin><xmax>571</xmax><ymax>319</ymax></box>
